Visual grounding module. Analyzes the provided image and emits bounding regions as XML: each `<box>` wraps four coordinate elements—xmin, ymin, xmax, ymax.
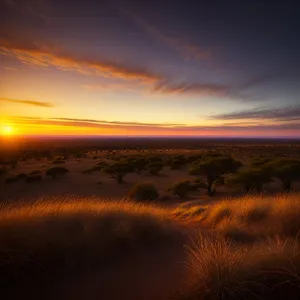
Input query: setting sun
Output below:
<box><xmin>1</xmin><ymin>125</ymin><xmax>14</xmax><ymax>136</ymax></box>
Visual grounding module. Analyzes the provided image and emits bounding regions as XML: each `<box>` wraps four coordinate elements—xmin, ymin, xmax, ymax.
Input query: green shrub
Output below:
<box><xmin>128</xmin><ymin>182</ymin><xmax>159</xmax><ymax>201</ymax></box>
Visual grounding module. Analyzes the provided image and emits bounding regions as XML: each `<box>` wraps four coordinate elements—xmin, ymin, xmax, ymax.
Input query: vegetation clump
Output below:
<box><xmin>129</xmin><ymin>182</ymin><xmax>159</xmax><ymax>201</ymax></box>
<box><xmin>46</xmin><ymin>167</ymin><xmax>69</xmax><ymax>179</ymax></box>
<box><xmin>103</xmin><ymin>162</ymin><xmax>134</xmax><ymax>183</ymax></box>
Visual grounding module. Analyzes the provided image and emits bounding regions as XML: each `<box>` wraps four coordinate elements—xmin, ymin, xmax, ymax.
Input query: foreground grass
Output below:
<box><xmin>2</xmin><ymin>193</ymin><xmax>300</xmax><ymax>300</ymax></box>
<box><xmin>175</xmin><ymin>193</ymin><xmax>300</xmax><ymax>300</ymax></box>
<box><xmin>0</xmin><ymin>197</ymin><xmax>183</xmax><ymax>297</ymax></box>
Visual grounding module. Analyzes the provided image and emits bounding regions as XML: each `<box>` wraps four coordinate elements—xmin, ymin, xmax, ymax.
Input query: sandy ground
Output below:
<box><xmin>1</xmin><ymin>155</ymin><xmax>300</xmax><ymax>204</ymax></box>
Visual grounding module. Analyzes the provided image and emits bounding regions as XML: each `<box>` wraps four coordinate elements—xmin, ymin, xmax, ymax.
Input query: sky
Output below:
<box><xmin>0</xmin><ymin>0</ymin><xmax>300</xmax><ymax>137</ymax></box>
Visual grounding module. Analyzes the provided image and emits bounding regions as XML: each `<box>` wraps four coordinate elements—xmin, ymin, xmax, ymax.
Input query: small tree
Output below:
<box><xmin>189</xmin><ymin>157</ymin><xmax>242</xmax><ymax>196</ymax></box>
<box><xmin>168</xmin><ymin>180</ymin><xmax>193</xmax><ymax>198</ymax></box>
<box><xmin>227</xmin><ymin>167</ymin><xmax>272</xmax><ymax>193</ymax></box>
<box><xmin>46</xmin><ymin>167</ymin><xmax>69</xmax><ymax>179</ymax></box>
<box><xmin>268</xmin><ymin>159</ymin><xmax>300</xmax><ymax>191</ymax></box>
<box><xmin>147</xmin><ymin>162</ymin><xmax>164</xmax><ymax>175</ymax></box>
<box><xmin>131</xmin><ymin>158</ymin><xmax>148</xmax><ymax>174</ymax></box>
<box><xmin>103</xmin><ymin>162</ymin><xmax>134</xmax><ymax>184</ymax></box>
<box><xmin>128</xmin><ymin>182</ymin><xmax>159</xmax><ymax>201</ymax></box>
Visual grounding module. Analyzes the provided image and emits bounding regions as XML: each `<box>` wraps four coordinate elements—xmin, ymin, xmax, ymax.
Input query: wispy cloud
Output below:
<box><xmin>0</xmin><ymin>42</ymin><xmax>162</xmax><ymax>83</ymax></box>
<box><xmin>51</xmin><ymin>117</ymin><xmax>184</xmax><ymax>127</ymax></box>
<box><xmin>8</xmin><ymin>116</ymin><xmax>300</xmax><ymax>136</ymax></box>
<box><xmin>150</xmin><ymin>80</ymin><xmax>228</xmax><ymax>96</ymax></box>
<box><xmin>0</xmin><ymin>97</ymin><xmax>54</xmax><ymax>107</ymax></box>
<box><xmin>209</xmin><ymin>105</ymin><xmax>300</xmax><ymax>121</ymax></box>
<box><xmin>120</xmin><ymin>7</ymin><xmax>210</xmax><ymax>61</ymax></box>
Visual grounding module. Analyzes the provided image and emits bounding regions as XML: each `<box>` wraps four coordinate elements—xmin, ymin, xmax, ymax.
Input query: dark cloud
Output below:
<box><xmin>209</xmin><ymin>105</ymin><xmax>300</xmax><ymax>121</ymax></box>
<box><xmin>0</xmin><ymin>97</ymin><xmax>54</xmax><ymax>107</ymax></box>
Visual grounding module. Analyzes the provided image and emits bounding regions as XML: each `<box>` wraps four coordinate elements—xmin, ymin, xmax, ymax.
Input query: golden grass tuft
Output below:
<box><xmin>177</xmin><ymin>232</ymin><xmax>300</xmax><ymax>300</ymax></box>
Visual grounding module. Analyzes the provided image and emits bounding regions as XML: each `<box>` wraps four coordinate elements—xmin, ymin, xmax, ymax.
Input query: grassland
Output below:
<box><xmin>1</xmin><ymin>193</ymin><xmax>300</xmax><ymax>299</ymax></box>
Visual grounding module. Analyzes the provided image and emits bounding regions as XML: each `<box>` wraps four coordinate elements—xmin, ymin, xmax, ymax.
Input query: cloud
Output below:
<box><xmin>209</xmin><ymin>105</ymin><xmax>300</xmax><ymax>121</ymax></box>
<box><xmin>8</xmin><ymin>116</ymin><xmax>300</xmax><ymax>136</ymax></box>
<box><xmin>0</xmin><ymin>97</ymin><xmax>54</xmax><ymax>107</ymax></box>
<box><xmin>119</xmin><ymin>7</ymin><xmax>210</xmax><ymax>61</ymax></box>
<box><xmin>0</xmin><ymin>42</ymin><xmax>162</xmax><ymax>83</ymax></box>
<box><xmin>51</xmin><ymin>117</ymin><xmax>184</xmax><ymax>127</ymax></box>
<box><xmin>150</xmin><ymin>80</ymin><xmax>228</xmax><ymax>96</ymax></box>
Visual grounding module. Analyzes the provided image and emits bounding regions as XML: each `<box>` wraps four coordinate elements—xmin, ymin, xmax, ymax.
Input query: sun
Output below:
<box><xmin>1</xmin><ymin>125</ymin><xmax>15</xmax><ymax>136</ymax></box>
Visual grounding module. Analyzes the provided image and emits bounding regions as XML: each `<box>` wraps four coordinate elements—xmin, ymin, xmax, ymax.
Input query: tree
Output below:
<box><xmin>131</xmin><ymin>158</ymin><xmax>148</xmax><ymax>173</ymax></box>
<box><xmin>147</xmin><ymin>162</ymin><xmax>164</xmax><ymax>175</ymax></box>
<box><xmin>46</xmin><ymin>167</ymin><xmax>69</xmax><ymax>179</ymax></box>
<box><xmin>168</xmin><ymin>180</ymin><xmax>193</xmax><ymax>198</ymax></box>
<box><xmin>189</xmin><ymin>157</ymin><xmax>242</xmax><ymax>196</ymax></box>
<box><xmin>227</xmin><ymin>167</ymin><xmax>272</xmax><ymax>193</ymax></box>
<box><xmin>268</xmin><ymin>159</ymin><xmax>300</xmax><ymax>191</ymax></box>
<box><xmin>103</xmin><ymin>162</ymin><xmax>134</xmax><ymax>183</ymax></box>
<box><xmin>128</xmin><ymin>182</ymin><xmax>159</xmax><ymax>201</ymax></box>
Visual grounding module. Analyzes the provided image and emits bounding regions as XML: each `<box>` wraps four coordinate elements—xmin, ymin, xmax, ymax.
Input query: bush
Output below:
<box><xmin>170</xmin><ymin>159</ymin><xmax>185</xmax><ymax>170</ymax></box>
<box><xmin>168</xmin><ymin>180</ymin><xmax>194</xmax><ymax>198</ymax></box>
<box><xmin>46</xmin><ymin>167</ymin><xmax>69</xmax><ymax>179</ymax></box>
<box><xmin>25</xmin><ymin>175</ymin><xmax>42</xmax><ymax>183</ymax></box>
<box><xmin>0</xmin><ymin>167</ymin><xmax>7</xmax><ymax>177</ymax></box>
<box><xmin>227</xmin><ymin>167</ymin><xmax>272</xmax><ymax>193</ymax></box>
<box><xmin>82</xmin><ymin>166</ymin><xmax>103</xmax><ymax>174</ymax></box>
<box><xmin>52</xmin><ymin>159</ymin><xmax>66</xmax><ymax>164</ymax></box>
<box><xmin>267</xmin><ymin>158</ymin><xmax>300</xmax><ymax>191</ymax></box>
<box><xmin>147</xmin><ymin>162</ymin><xmax>164</xmax><ymax>175</ymax></box>
<box><xmin>128</xmin><ymin>182</ymin><xmax>159</xmax><ymax>201</ymax></box>
<box><xmin>29</xmin><ymin>170</ymin><xmax>42</xmax><ymax>176</ymax></box>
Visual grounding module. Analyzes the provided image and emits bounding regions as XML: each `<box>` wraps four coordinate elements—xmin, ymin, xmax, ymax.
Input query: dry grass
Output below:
<box><xmin>177</xmin><ymin>232</ymin><xmax>300</xmax><ymax>300</ymax></box>
<box><xmin>174</xmin><ymin>193</ymin><xmax>300</xmax><ymax>300</ymax></box>
<box><xmin>0</xmin><ymin>196</ymin><xmax>183</xmax><ymax>294</ymax></box>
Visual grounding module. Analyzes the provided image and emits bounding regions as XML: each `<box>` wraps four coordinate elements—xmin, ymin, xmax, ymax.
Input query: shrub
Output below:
<box><xmin>29</xmin><ymin>170</ymin><xmax>41</xmax><ymax>176</ymax></box>
<box><xmin>168</xmin><ymin>180</ymin><xmax>194</xmax><ymax>198</ymax></box>
<box><xmin>16</xmin><ymin>173</ymin><xmax>27</xmax><ymax>180</ymax></box>
<box><xmin>147</xmin><ymin>162</ymin><xmax>164</xmax><ymax>175</ymax></box>
<box><xmin>46</xmin><ymin>167</ymin><xmax>69</xmax><ymax>179</ymax></box>
<box><xmin>52</xmin><ymin>159</ymin><xmax>66</xmax><ymax>165</ymax></box>
<box><xmin>267</xmin><ymin>158</ymin><xmax>300</xmax><ymax>191</ymax></box>
<box><xmin>4</xmin><ymin>173</ymin><xmax>27</xmax><ymax>183</ymax></box>
<box><xmin>25</xmin><ymin>175</ymin><xmax>42</xmax><ymax>183</ymax></box>
<box><xmin>0</xmin><ymin>167</ymin><xmax>7</xmax><ymax>177</ymax></box>
<box><xmin>131</xmin><ymin>158</ymin><xmax>148</xmax><ymax>173</ymax></box>
<box><xmin>128</xmin><ymin>182</ymin><xmax>159</xmax><ymax>201</ymax></box>
<box><xmin>170</xmin><ymin>159</ymin><xmax>185</xmax><ymax>170</ymax></box>
<box><xmin>103</xmin><ymin>162</ymin><xmax>134</xmax><ymax>183</ymax></box>
<box><xmin>82</xmin><ymin>166</ymin><xmax>103</xmax><ymax>174</ymax></box>
<box><xmin>227</xmin><ymin>167</ymin><xmax>272</xmax><ymax>193</ymax></box>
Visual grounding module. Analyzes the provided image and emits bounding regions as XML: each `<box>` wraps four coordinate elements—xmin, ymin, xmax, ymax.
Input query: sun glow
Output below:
<box><xmin>1</xmin><ymin>125</ymin><xmax>15</xmax><ymax>136</ymax></box>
